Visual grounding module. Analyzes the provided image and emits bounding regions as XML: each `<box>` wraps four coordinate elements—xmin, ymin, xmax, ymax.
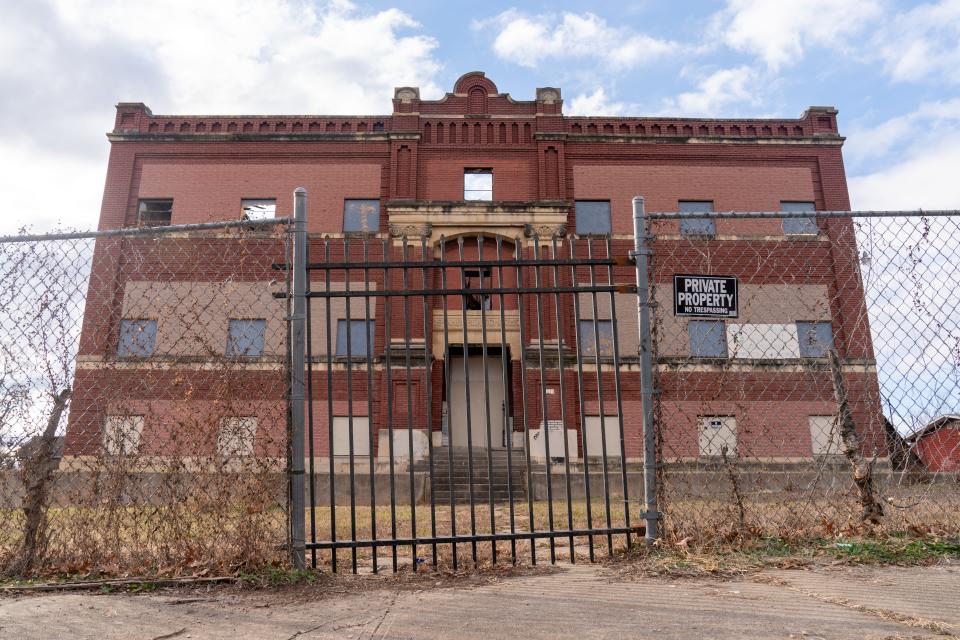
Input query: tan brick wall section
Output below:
<box><xmin>654</xmin><ymin>284</ymin><xmax>831</xmax><ymax>356</ymax></box>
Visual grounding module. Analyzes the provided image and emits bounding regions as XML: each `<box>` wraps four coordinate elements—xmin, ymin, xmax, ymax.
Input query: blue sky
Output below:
<box><xmin>1</xmin><ymin>0</ymin><xmax>959</xmax><ymax>232</ymax></box>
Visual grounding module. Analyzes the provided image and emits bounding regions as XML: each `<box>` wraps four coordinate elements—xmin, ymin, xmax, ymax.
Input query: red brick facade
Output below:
<box><xmin>65</xmin><ymin>71</ymin><xmax>884</xmax><ymax>463</ymax></box>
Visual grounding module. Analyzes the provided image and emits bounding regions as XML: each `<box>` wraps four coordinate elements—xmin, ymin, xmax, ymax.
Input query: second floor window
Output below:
<box><xmin>464</xmin><ymin>169</ymin><xmax>493</xmax><ymax>201</ymax></box>
<box><xmin>117</xmin><ymin>319</ymin><xmax>157</xmax><ymax>357</ymax></box>
<box><xmin>575</xmin><ymin>201</ymin><xmax>612</xmax><ymax>235</ymax></box>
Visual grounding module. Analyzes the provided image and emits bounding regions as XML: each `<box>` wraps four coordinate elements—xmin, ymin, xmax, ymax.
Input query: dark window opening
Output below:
<box><xmin>137</xmin><ymin>199</ymin><xmax>172</xmax><ymax>227</ymax></box>
<box><xmin>463</xmin><ymin>268</ymin><xmax>492</xmax><ymax>310</ymax></box>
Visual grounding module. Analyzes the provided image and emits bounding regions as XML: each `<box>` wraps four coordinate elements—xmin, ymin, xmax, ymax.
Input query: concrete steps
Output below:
<box><xmin>419</xmin><ymin>447</ymin><xmax>528</xmax><ymax>504</ymax></box>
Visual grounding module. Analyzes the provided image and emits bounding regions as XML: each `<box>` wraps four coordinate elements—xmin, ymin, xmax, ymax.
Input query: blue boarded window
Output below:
<box><xmin>227</xmin><ymin>319</ymin><xmax>266</xmax><ymax>356</ymax></box>
<box><xmin>343</xmin><ymin>199</ymin><xmax>380</xmax><ymax>233</ymax></box>
<box><xmin>575</xmin><ymin>201</ymin><xmax>612</xmax><ymax>235</ymax></box>
<box><xmin>679</xmin><ymin>201</ymin><xmax>715</xmax><ymax>236</ymax></box>
<box><xmin>688</xmin><ymin>320</ymin><xmax>727</xmax><ymax>357</ymax></box>
<box><xmin>117</xmin><ymin>319</ymin><xmax>157</xmax><ymax>356</ymax></box>
<box><xmin>796</xmin><ymin>321</ymin><xmax>833</xmax><ymax>357</ymax></box>
<box><xmin>781</xmin><ymin>201</ymin><xmax>818</xmax><ymax>235</ymax></box>
<box><xmin>579</xmin><ymin>320</ymin><xmax>614</xmax><ymax>357</ymax></box>
<box><xmin>336</xmin><ymin>319</ymin><xmax>375</xmax><ymax>357</ymax></box>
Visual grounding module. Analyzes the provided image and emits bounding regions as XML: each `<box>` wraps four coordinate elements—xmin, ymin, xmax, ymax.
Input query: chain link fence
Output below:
<box><xmin>645</xmin><ymin>209</ymin><xmax>960</xmax><ymax>544</ymax></box>
<box><xmin>0</xmin><ymin>220</ymin><xmax>291</xmax><ymax>577</ymax></box>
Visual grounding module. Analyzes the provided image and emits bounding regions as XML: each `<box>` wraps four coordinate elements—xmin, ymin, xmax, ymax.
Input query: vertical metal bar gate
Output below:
<box><xmin>289</xmin><ymin>193</ymin><xmax>659</xmax><ymax>571</ymax></box>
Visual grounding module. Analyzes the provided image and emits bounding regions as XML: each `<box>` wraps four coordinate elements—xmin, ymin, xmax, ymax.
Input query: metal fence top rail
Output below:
<box><xmin>0</xmin><ymin>217</ymin><xmax>291</xmax><ymax>244</ymax></box>
<box><xmin>644</xmin><ymin>209</ymin><xmax>960</xmax><ymax>219</ymax></box>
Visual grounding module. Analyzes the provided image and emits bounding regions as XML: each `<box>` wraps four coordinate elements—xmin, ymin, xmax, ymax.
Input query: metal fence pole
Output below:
<box><xmin>631</xmin><ymin>196</ymin><xmax>659</xmax><ymax>544</ymax></box>
<box><xmin>289</xmin><ymin>187</ymin><xmax>308</xmax><ymax>570</ymax></box>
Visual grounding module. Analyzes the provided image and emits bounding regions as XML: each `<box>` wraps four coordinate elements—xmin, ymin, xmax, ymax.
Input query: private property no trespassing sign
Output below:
<box><xmin>673</xmin><ymin>275</ymin><xmax>738</xmax><ymax>318</ymax></box>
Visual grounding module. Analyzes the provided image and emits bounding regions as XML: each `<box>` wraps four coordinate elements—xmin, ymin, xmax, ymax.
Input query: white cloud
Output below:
<box><xmin>711</xmin><ymin>0</ymin><xmax>882</xmax><ymax>70</ymax></box>
<box><xmin>849</xmin><ymin>133</ymin><xmax>960</xmax><ymax>210</ymax></box>
<box><xmin>476</xmin><ymin>10</ymin><xmax>676</xmax><ymax>69</ymax></box>
<box><xmin>567</xmin><ymin>89</ymin><xmax>629</xmax><ymax>116</ymax></box>
<box><xmin>870</xmin><ymin>0</ymin><xmax>960</xmax><ymax>84</ymax></box>
<box><xmin>661</xmin><ymin>66</ymin><xmax>763</xmax><ymax>117</ymax></box>
<box><xmin>0</xmin><ymin>0</ymin><xmax>442</xmax><ymax>233</ymax></box>
<box><xmin>844</xmin><ymin>98</ymin><xmax>960</xmax><ymax>165</ymax></box>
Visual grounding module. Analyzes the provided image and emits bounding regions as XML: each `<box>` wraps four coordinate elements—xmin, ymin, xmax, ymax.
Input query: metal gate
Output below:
<box><xmin>287</xmin><ymin>190</ymin><xmax>654</xmax><ymax>573</ymax></box>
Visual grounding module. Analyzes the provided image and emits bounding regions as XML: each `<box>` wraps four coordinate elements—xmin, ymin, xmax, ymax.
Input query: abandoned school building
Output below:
<box><xmin>61</xmin><ymin>71</ymin><xmax>886</xmax><ymax>478</ymax></box>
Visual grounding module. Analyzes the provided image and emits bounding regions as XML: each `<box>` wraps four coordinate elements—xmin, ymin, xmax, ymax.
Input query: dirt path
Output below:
<box><xmin>1</xmin><ymin>564</ymin><xmax>957</xmax><ymax>639</ymax></box>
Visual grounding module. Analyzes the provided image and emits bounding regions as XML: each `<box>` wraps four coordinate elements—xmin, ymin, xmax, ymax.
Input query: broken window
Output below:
<box><xmin>343</xmin><ymin>199</ymin><xmax>380</xmax><ymax>233</ymax></box>
<box><xmin>463</xmin><ymin>268</ymin><xmax>492</xmax><ymax>310</ymax></box>
<box><xmin>241</xmin><ymin>199</ymin><xmax>276</xmax><ymax>220</ymax></box>
<box><xmin>137</xmin><ymin>199</ymin><xmax>173</xmax><ymax>227</ymax></box>
<box><xmin>464</xmin><ymin>169</ymin><xmax>493</xmax><ymax>201</ymax></box>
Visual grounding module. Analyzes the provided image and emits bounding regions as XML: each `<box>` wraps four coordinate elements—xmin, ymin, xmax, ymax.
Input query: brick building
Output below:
<box><xmin>63</xmin><ymin>71</ymin><xmax>884</xmax><ymax>468</ymax></box>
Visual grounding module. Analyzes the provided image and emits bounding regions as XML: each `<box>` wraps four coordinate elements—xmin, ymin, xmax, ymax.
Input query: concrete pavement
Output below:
<box><xmin>1</xmin><ymin>564</ymin><xmax>957</xmax><ymax>639</ymax></box>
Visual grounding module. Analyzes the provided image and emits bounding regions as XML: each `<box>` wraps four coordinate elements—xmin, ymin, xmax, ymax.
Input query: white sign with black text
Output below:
<box><xmin>673</xmin><ymin>274</ymin><xmax>738</xmax><ymax>318</ymax></box>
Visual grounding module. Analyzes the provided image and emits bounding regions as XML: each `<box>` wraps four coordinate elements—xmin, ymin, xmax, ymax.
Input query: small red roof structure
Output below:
<box><xmin>905</xmin><ymin>415</ymin><xmax>960</xmax><ymax>473</ymax></box>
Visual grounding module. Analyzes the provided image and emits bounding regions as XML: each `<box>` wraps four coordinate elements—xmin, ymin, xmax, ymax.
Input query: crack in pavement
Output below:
<box><xmin>751</xmin><ymin>575</ymin><xmax>956</xmax><ymax>637</ymax></box>
<box><xmin>149</xmin><ymin>628</ymin><xmax>187</xmax><ymax>640</ymax></box>
<box><xmin>367</xmin><ymin>591</ymin><xmax>400</xmax><ymax>640</ymax></box>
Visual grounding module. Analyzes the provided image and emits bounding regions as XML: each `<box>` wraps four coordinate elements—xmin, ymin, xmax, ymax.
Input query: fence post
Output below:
<box><xmin>631</xmin><ymin>196</ymin><xmax>659</xmax><ymax>544</ymax></box>
<box><xmin>289</xmin><ymin>187</ymin><xmax>308</xmax><ymax>570</ymax></box>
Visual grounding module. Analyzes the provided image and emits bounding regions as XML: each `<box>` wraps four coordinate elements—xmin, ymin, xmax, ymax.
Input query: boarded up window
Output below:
<box><xmin>797</xmin><ymin>321</ymin><xmax>834</xmax><ymax>358</ymax></box>
<box><xmin>218</xmin><ymin>417</ymin><xmax>257</xmax><ymax>457</ymax></box>
<box><xmin>332</xmin><ymin>417</ymin><xmax>372</xmax><ymax>457</ymax></box>
<box><xmin>335</xmin><ymin>319</ymin><xmax>375</xmax><ymax>357</ymax></box>
<box><xmin>699</xmin><ymin>416</ymin><xmax>737</xmax><ymax>457</ymax></box>
<box><xmin>727</xmin><ymin>323</ymin><xmax>800</xmax><ymax>359</ymax></box>
<box><xmin>781</xmin><ymin>201</ymin><xmax>818</xmax><ymax>235</ymax></box>
<box><xmin>117</xmin><ymin>319</ymin><xmax>157</xmax><ymax>356</ymax></box>
<box><xmin>227</xmin><ymin>319</ymin><xmax>266</xmax><ymax>356</ymax></box>
<box><xmin>103</xmin><ymin>415</ymin><xmax>144</xmax><ymax>456</ymax></box>
<box><xmin>575</xmin><ymin>200</ymin><xmax>612</xmax><ymax>235</ymax></box>
<box><xmin>809</xmin><ymin>415</ymin><xmax>844</xmax><ymax>455</ymax></box>
<box><xmin>583</xmin><ymin>416</ymin><xmax>620</xmax><ymax>458</ymax></box>
<box><xmin>679</xmin><ymin>201</ymin><xmax>715</xmax><ymax>236</ymax></box>
<box><xmin>579</xmin><ymin>319</ymin><xmax>614</xmax><ymax>357</ymax></box>
<box><xmin>343</xmin><ymin>199</ymin><xmax>380</xmax><ymax>233</ymax></box>
<box><xmin>689</xmin><ymin>320</ymin><xmax>727</xmax><ymax>357</ymax></box>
